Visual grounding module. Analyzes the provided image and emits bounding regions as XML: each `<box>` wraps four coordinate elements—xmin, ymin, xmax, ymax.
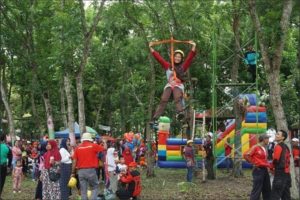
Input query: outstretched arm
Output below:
<box><xmin>182</xmin><ymin>41</ymin><xmax>196</xmax><ymax>71</ymax></box>
<box><xmin>149</xmin><ymin>42</ymin><xmax>170</xmax><ymax>70</ymax></box>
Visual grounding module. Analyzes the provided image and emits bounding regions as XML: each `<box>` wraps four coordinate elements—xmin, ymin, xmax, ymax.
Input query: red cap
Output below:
<box><xmin>128</xmin><ymin>162</ymin><xmax>137</xmax><ymax>167</ymax></box>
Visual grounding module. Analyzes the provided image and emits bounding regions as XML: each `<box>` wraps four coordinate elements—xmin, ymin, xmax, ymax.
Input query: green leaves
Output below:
<box><xmin>0</xmin><ymin>0</ymin><xmax>298</xmax><ymax>136</ymax></box>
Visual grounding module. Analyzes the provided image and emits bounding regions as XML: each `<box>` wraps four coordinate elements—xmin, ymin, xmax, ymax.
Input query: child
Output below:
<box><xmin>12</xmin><ymin>160</ymin><xmax>24</xmax><ymax>193</ymax></box>
<box><xmin>116</xmin><ymin>156</ymin><xmax>127</xmax><ymax>180</ymax></box>
<box><xmin>116</xmin><ymin>162</ymin><xmax>141</xmax><ymax>200</ymax></box>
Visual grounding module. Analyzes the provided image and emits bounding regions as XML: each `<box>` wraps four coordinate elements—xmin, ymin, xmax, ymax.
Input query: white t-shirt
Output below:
<box><xmin>117</xmin><ymin>163</ymin><xmax>127</xmax><ymax>173</ymax></box>
<box><xmin>59</xmin><ymin>148</ymin><xmax>72</xmax><ymax>164</ymax></box>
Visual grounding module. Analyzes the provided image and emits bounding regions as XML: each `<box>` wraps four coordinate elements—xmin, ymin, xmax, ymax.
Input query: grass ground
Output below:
<box><xmin>2</xmin><ymin>168</ymin><xmax>253</xmax><ymax>200</ymax></box>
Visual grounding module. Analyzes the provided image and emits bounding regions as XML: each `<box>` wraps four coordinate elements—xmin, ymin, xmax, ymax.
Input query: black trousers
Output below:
<box><xmin>206</xmin><ymin>158</ymin><xmax>215</xmax><ymax>180</ymax></box>
<box><xmin>248</xmin><ymin>64</ymin><xmax>256</xmax><ymax>82</ymax></box>
<box><xmin>271</xmin><ymin>172</ymin><xmax>291</xmax><ymax>200</ymax></box>
<box><xmin>0</xmin><ymin>164</ymin><xmax>7</xmax><ymax>197</ymax></box>
<box><xmin>250</xmin><ymin>167</ymin><xmax>271</xmax><ymax>200</ymax></box>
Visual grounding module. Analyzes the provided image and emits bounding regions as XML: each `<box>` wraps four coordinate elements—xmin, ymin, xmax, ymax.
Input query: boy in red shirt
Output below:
<box><xmin>244</xmin><ymin>134</ymin><xmax>271</xmax><ymax>200</ymax></box>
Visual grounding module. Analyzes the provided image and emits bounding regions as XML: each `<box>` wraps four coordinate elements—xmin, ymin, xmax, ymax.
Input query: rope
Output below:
<box><xmin>150</xmin><ymin>36</ymin><xmax>191</xmax><ymax>84</ymax></box>
<box><xmin>255</xmin><ymin>32</ymin><xmax>259</xmax><ymax>133</ymax></box>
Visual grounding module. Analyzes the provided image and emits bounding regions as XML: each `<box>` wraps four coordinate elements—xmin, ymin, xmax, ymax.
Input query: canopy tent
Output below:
<box><xmin>55</xmin><ymin>122</ymin><xmax>98</xmax><ymax>139</ymax></box>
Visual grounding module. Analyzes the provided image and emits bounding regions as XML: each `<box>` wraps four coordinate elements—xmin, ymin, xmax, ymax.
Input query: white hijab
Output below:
<box><xmin>107</xmin><ymin>147</ymin><xmax>116</xmax><ymax>172</ymax></box>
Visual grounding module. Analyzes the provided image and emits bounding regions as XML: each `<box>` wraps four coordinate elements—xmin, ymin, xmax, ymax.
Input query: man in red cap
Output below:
<box><xmin>117</xmin><ymin>162</ymin><xmax>141</xmax><ymax>200</ymax></box>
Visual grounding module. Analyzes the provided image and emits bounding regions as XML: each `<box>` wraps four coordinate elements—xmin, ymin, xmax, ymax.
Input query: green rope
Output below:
<box><xmin>212</xmin><ymin>31</ymin><xmax>217</xmax><ymax>176</ymax></box>
<box><xmin>255</xmin><ymin>32</ymin><xmax>259</xmax><ymax>133</ymax></box>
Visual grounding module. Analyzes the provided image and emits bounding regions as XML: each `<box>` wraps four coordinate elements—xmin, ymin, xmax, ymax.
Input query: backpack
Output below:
<box><xmin>132</xmin><ymin>175</ymin><xmax>141</xmax><ymax>197</ymax></box>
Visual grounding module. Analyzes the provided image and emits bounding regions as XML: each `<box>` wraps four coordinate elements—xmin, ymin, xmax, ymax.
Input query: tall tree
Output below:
<box><xmin>124</xmin><ymin>3</ymin><xmax>157</xmax><ymax>177</ymax></box>
<box><xmin>231</xmin><ymin>0</ymin><xmax>244</xmax><ymax>177</ymax></box>
<box><xmin>248</xmin><ymin>0</ymin><xmax>297</xmax><ymax>197</ymax></box>
<box><xmin>0</xmin><ymin>67</ymin><xmax>15</xmax><ymax>139</ymax></box>
<box><xmin>64</xmin><ymin>75</ymin><xmax>76</xmax><ymax>146</ymax></box>
<box><xmin>76</xmin><ymin>0</ymin><xmax>106</xmax><ymax>134</ymax></box>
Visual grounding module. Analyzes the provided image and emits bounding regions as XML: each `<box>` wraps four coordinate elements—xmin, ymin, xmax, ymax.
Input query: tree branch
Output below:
<box><xmin>167</xmin><ymin>0</ymin><xmax>179</xmax><ymax>35</ymax></box>
<box><xmin>273</xmin><ymin>0</ymin><xmax>293</xmax><ymax>69</ymax></box>
<box><xmin>248</xmin><ymin>0</ymin><xmax>271</xmax><ymax>71</ymax></box>
<box><xmin>78</xmin><ymin>0</ymin><xmax>106</xmax><ymax>73</ymax></box>
<box><xmin>78</xmin><ymin>0</ymin><xmax>87</xmax><ymax>36</ymax></box>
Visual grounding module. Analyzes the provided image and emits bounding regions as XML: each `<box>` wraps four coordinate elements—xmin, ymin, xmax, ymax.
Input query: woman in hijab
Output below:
<box><xmin>41</xmin><ymin>140</ymin><xmax>61</xmax><ymax>200</ymax></box>
<box><xmin>106</xmin><ymin>143</ymin><xmax>118</xmax><ymax>193</ymax></box>
<box><xmin>122</xmin><ymin>147</ymin><xmax>134</xmax><ymax>166</ymax></box>
<box><xmin>59</xmin><ymin>138</ymin><xmax>72</xmax><ymax>200</ymax></box>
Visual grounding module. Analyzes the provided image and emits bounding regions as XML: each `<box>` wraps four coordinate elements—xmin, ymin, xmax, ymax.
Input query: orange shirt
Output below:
<box><xmin>73</xmin><ymin>141</ymin><xmax>105</xmax><ymax>169</ymax></box>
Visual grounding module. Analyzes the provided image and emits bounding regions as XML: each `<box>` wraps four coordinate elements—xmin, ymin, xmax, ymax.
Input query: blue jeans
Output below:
<box><xmin>31</xmin><ymin>161</ymin><xmax>37</xmax><ymax>180</ymax></box>
<box><xmin>187</xmin><ymin>167</ymin><xmax>193</xmax><ymax>182</ymax></box>
<box><xmin>226</xmin><ymin>157</ymin><xmax>233</xmax><ymax>172</ymax></box>
<box><xmin>12</xmin><ymin>158</ymin><xmax>19</xmax><ymax>169</ymax></box>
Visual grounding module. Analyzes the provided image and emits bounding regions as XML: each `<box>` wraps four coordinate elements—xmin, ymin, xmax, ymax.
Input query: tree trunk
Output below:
<box><xmin>64</xmin><ymin>75</ymin><xmax>76</xmax><ymax>146</ymax></box>
<box><xmin>248</xmin><ymin>0</ymin><xmax>297</xmax><ymax>197</ymax></box>
<box><xmin>231</xmin><ymin>0</ymin><xmax>243</xmax><ymax>177</ymax></box>
<box><xmin>76</xmin><ymin>73</ymin><xmax>86</xmax><ymax>134</ymax></box>
<box><xmin>31</xmin><ymin>90</ymin><xmax>43</xmax><ymax>137</ymax></box>
<box><xmin>0</xmin><ymin>79</ymin><xmax>15</xmax><ymax>139</ymax></box>
<box><xmin>60</xmin><ymin>82</ymin><xmax>68</xmax><ymax>129</ymax></box>
<box><xmin>123</xmin><ymin>4</ymin><xmax>156</xmax><ymax>177</ymax></box>
<box><xmin>146</xmin><ymin>57</ymin><xmax>156</xmax><ymax>177</ymax></box>
<box><xmin>42</xmin><ymin>91</ymin><xmax>55</xmax><ymax>139</ymax></box>
<box><xmin>76</xmin><ymin>0</ymin><xmax>106</xmax><ymax>134</ymax></box>
<box><xmin>94</xmin><ymin>103</ymin><xmax>103</xmax><ymax>129</ymax></box>
<box><xmin>266</xmin><ymin>67</ymin><xmax>299</xmax><ymax>197</ymax></box>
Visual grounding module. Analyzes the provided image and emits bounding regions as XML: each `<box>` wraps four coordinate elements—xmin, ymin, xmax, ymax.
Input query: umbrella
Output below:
<box><xmin>86</xmin><ymin>126</ymin><xmax>98</xmax><ymax>137</ymax></box>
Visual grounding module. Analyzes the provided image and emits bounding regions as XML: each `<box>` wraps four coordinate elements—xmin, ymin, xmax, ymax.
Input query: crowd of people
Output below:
<box><xmin>1</xmin><ymin>128</ymin><xmax>300</xmax><ymax>200</ymax></box>
<box><xmin>0</xmin><ymin>132</ymin><xmax>145</xmax><ymax>200</ymax></box>
<box><xmin>181</xmin><ymin>129</ymin><xmax>300</xmax><ymax>200</ymax></box>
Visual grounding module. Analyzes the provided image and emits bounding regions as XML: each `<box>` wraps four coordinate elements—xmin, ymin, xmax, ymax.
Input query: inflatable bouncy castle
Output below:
<box><xmin>241</xmin><ymin>94</ymin><xmax>267</xmax><ymax>156</ymax></box>
<box><xmin>157</xmin><ymin>117</ymin><xmax>204</xmax><ymax>168</ymax></box>
<box><xmin>157</xmin><ymin>94</ymin><xmax>267</xmax><ymax>169</ymax></box>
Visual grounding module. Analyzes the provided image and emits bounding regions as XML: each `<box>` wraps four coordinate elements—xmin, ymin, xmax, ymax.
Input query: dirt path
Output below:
<box><xmin>141</xmin><ymin>168</ymin><xmax>252</xmax><ymax>200</ymax></box>
<box><xmin>1</xmin><ymin>168</ymin><xmax>253</xmax><ymax>199</ymax></box>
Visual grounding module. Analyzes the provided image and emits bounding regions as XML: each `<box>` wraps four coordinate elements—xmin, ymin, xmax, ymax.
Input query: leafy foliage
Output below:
<box><xmin>0</xmin><ymin>0</ymin><xmax>298</xmax><ymax>138</ymax></box>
